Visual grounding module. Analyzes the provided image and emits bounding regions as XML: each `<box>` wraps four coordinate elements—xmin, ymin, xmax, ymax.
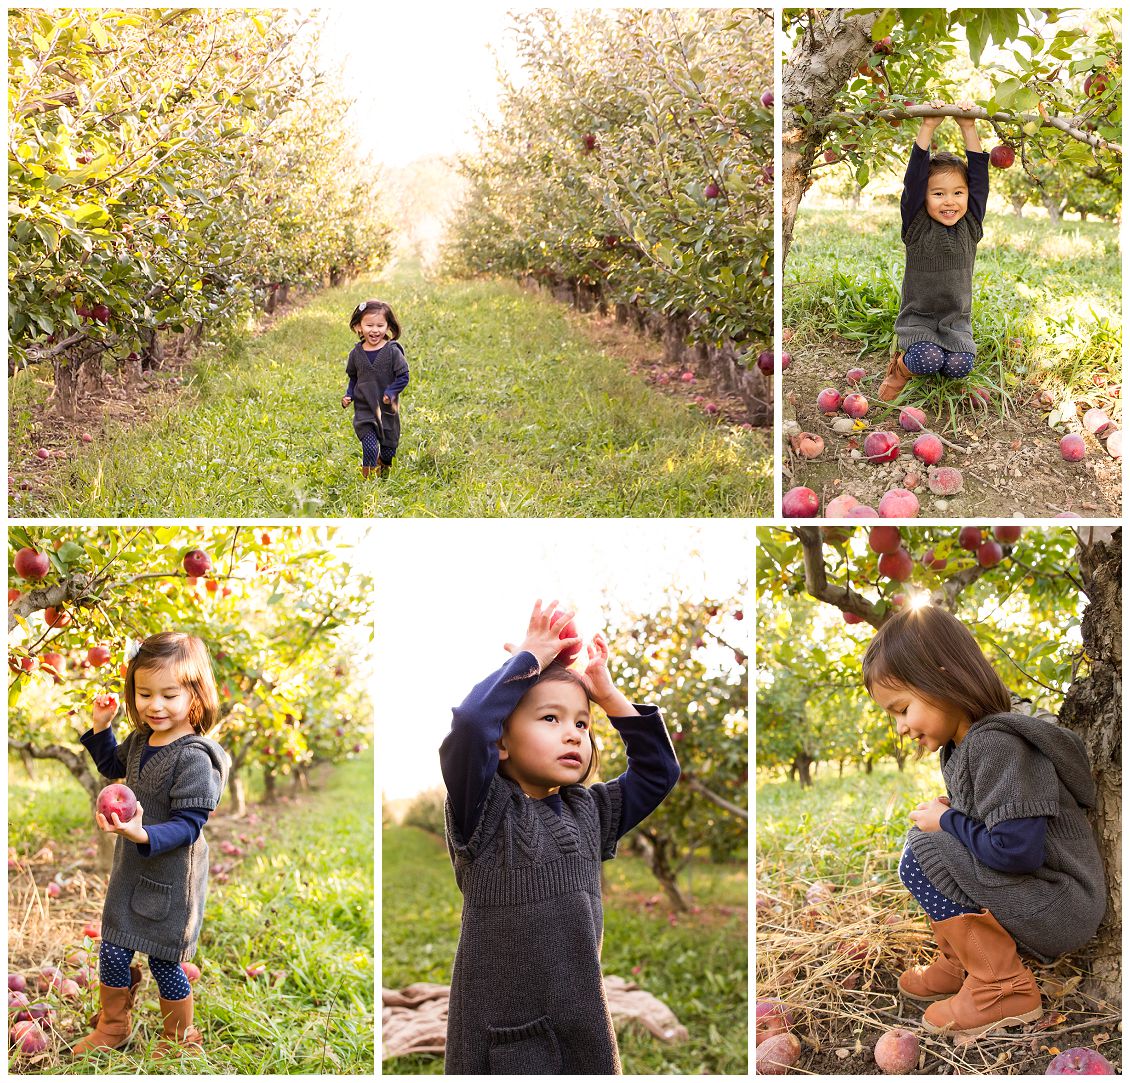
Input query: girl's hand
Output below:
<box><xmin>341</xmin><ymin>395</ymin><xmax>352</xmax><ymax>409</ymax></box>
<box><xmin>503</xmin><ymin>599</ymin><xmax>582</xmax><ymax>671</ymax></box>
<box><xmin>909</xmin><ymin>796</ymin><xmax>950</xmax><ymax>833</ymax></box>
<box><xmin>918</xmin><ymin>99</ymin><xmax>948</xmax><ymax>134</ymax></box>
<box><xmin>92</xmin><ymin>693</ymin><xmax>119</xmax><ymax>731</ymax></box>
<box><xmin>954</xmin><ymin>99</ymin><xmax>978</xmax><ymax>131</ymax></box>
<box><xmin>96</xmin><ymin>803</ymin><xmax>148</xmax><ymax>845</ymax></box>
<box><xmin>582</xmin><ymin>632</ymin><xmax>639</xmax><ymax>718</ymax></box>
<box><xmin>382</xmin><ymin>394</ymin><xmax>391</xmax><ymax>405</ymax></box>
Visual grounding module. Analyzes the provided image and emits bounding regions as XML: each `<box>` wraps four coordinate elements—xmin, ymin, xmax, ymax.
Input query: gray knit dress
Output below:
<box><xmin>99</xmin><ymin>730</ymin><xmax>229</xmax><ymax>961</ymax></box>
<box><xmin>908</xmin><ymin>712</ymin><xmax>1106</xmax><ymax>962</ymax></box>
<box><xmin>444</xmin><ymin>773</ymin><xmax>623</xmax><ymax>1074</ymax></box>
<box><xmin>346</xmin><ymin>340</ymin><xmax>408</xmax><ymax>452</ymax></box>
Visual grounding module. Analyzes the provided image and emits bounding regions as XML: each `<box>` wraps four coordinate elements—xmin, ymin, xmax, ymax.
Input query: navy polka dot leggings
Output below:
<box><xmin>355</xmin><ymin>423</ymin><xmax>394</xmax><ymax>468</ymax></box>
<box><xmin>100</xmin><ymin>941</ymin><xmax>192</xmax><ymax>1001</ymax></box>
<box><xmin>904</xmin><ymin>340</ymin><xmax>975</xmax><ymax>379</ymax></box>
<box><xmin>899</xmin><ymin>845</ymin><xmax>980</xmax><ymax>921</ymax></box>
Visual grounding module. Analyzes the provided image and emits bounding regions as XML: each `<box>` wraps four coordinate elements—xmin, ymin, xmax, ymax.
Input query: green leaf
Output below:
<box><xmin>73</xmin><ymin>203</ymin><xmax>109</xmax><ymax>227</ymax></box>
<box><xmin>871</xmin><ymin>9</ymin><xmax>898</xmax><ymax>42</ymax></box>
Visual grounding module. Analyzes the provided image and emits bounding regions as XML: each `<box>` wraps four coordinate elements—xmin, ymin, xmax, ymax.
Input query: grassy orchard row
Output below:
<box><xmin>7</xmin><ymin>527</ymin><xmax>372</xmax><ymax>819</ymax></box>
<box><xmin>446</xmin><ymin>9</ymin><xmax>772</xmax><ymax>372</ymax></box>
<box><xmin>8</xmin><ymin>10</ymin><xmax>390</xmax><ymax>417</ymax></box>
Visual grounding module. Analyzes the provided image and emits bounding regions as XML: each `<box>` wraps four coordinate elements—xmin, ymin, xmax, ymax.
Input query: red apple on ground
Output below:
<box><xmin>87</xmin><ymin>644</ymin><xmax>111</xmax><ymax>667</ymax></box>
<box><xmin>245</xmin><ymin>965</ymin><xmax>266</xmax><ymax>980</ymax></box>
<box><xmin>846</xmin><ymin>504</ymin><xmax>879</xmax><ymax>517</ymax></box>
<box><xmin>46</xmin><ymin>882</ymin><xmax>60</xmax><ymax>899</ymax></box>
<box><xmin>756</xmin><ymin>1033</ymin><xmax>801</xmax><ymax>1074</ymax></box>
<box><xmin>928</xmin><ymin>467</ymin><xmax>964</xmax><ymax>496</ymax></box>
<box><xmin>9</xmin><ymin>1019</ymin><xmax>49</xmax><ymax>1055</ymax></box>
<box><xmin>989</xmin><ymin>144</ymin><xmax>1016</xmax><ymax>168</ymax></box>
<box><xmin>879</xmin><ymin>488</ymin><xmax>920</xmax><ymax>518</ymax></box>
<box><xmin>846</xmin><ymin>367</ymin><xmax>865</xmax><ymax>383</ymax></box>
<box><xmin>977</xmin><ymin>540</ymin><xmax>1004</xmax><ymax>568</ymax></box>
<box><xmin>755</xmin><ymin>999</ymin><xmax>793</xmax><ymax>1045</ymax></box>
<box><xmin>1106</xmin><ymin>429</ymin><xmax>1121</xmax><ymax>458</ymax></box>
<box><xmin>81</xmin><ymin>432</ymin><xmax>93</xmax><ymax>443</ymax></box>
<box><xmin>182</xmin><ymin>549</ymin><xmax>211</xmax><ymax>577</ymax></box>
<box><xmin>993</xmin><ymin>525</ymin><xmax>1022</xmax><ymax>543</ymax></box>
<box><xmin>868</xmin><ymin>526</ymin><xmax>902</xmax><ymax>554</ymax></box>
<box><xmin>97</xmin><ymin>783</ymin><xmax>138</xmax><ymax>825</ymax></box>
<box><xmin>680</xmin><ymin>371</ymin><xmax>695</xmax><ymax>383</ymax></box>
<box><xmin>782</xmin><ymin>486</ymin><xmax>819</xmax><ymax>517</ymax></box>
<box><xmin>793</xmin><ymin>432</ymin><xmax>824</xmax><ymax>458</ymax></box>
<box><xmin>863</xmin><ymin>431</ymin><xmax>900</xmax><ymax>463</ymax></box>
<box><xmin>761</xmin><ymin>90</ymin><xmax>774</xmax><ymax>108</ymax></box>
<box><xmin>1045</xmin><ymin>1046</ymin><xmax>1114</xmax><ymax>1073</ymax></box>
<box><xmin>816</xmin><ymin>387</ymin><xmax>842</xmax><ymax>412</ymax></box>
<box><xmin>550</xmin><ymin>609</ymin><xmax>582</xmax><ymax>667</ymax></box>
<box><xmin>898</xmin><ymin>406</ymin><xmax>926</xmax><ymax>431</ymax></box>
<box><xmin>874</xmin><ymin>1028</ymin><xmax>919</xmax><ymax>1073</ymax></box>
<box><xmin>37</xmin><ymin>966</ymin><xmax>63</xmax><ymax>993</ymax></box>
<box><xmin>825</xmin><ymin>494</ymin><xmax>860</xmax><ymax>517</ymax></box>
<box><xmin>83</xmin><ymin>921</ymin><xmax>101</xmax><ymax>939</ymax></box>
<box><xmin>1059</xmin><ymin>433</ymin><xmax>1086</xmax><ymax>461</ymax></box>
<box><xmin>8</xmin><ymin>974</ymin><xmax>27</xmax><ymax>993</ymax></box>
<box><xmin>13</xmin><ymin>548</ymin><xmax>50</xmax><ymax>581</ymax></box>
<box><xmin>1083</xmin><ymin>408</ymin><xmax>1111</xmax><ymax>435</ymax></box>
<box><xmin>878</xmin><ymin>547</ymin><xmax>914</xmax><ymax>581</ymax></box>
<box><xmin>781</xmin><ymin>352</ymin><xmax>792</xmax><ymax>371</ymax></box>
<box><xmin>912</xmin><ymin>434</ymin><xmax>944</xmax><ymax>465</ymax></box>
<box><xmin>843</xmin><ymin>393</ymin><xmax>869</xmax><ymax>418</ymax></box>
<box><xmin>35</xmin><ymin>447</ymin><xmax>51</xmax><ymax>461</ymax></box>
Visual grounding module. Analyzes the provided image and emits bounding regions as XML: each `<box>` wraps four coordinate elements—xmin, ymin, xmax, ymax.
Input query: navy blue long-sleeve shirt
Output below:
<box><xmin>901</xmin><ymin>142</ymin><xmax>989</xmax><ymax>237</ymax></box>
<box><xmin>941</xmin><ymin>808</ymin><xmax>1047</xmax><ymax>874</ymax></box>
<box><xmin>80</xmin><ymin>727</ymin><xmax>211</xmax><ymax>858</ymax></box>
<box><xmin>439</xmin><ymin>651</ymin><xmax>680</xmax><ymax>843</ymax></box>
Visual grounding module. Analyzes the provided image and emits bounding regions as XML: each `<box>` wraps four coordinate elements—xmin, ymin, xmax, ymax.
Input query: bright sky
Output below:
<box><xmin>366</xmin><ymin>520</ymin><xmax>752</xmax><ymax>800</ymax></box>
<box><xmin>318</xmin><ymin>5</ymin><xmax>541</xmax><ymax>167</ymax></box>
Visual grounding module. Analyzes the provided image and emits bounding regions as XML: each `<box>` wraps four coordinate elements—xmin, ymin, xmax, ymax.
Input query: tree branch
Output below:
<box><xmin>795</xmin><ymin>527</ymin><xmax>885</xmax><ymax>627</ymax></box>
<box><xmin>8</xmin><ymin>573</ymin><xmax>95</xmax><ymax>633</ymax></box>
<box><xmin>682</xmin><ymin>775</ymin><xmax>748</xmax><ymax>820</ymax></box>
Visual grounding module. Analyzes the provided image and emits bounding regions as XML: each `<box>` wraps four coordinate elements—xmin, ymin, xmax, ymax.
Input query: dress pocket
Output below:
<box><xmin>487</xmin><ymin>1014</ymin><xmax>562</xmax><ymax>1074</ymax></box>
<box><xmin>130</xmin><ymin>876</ymin><xmax>172</xmax><ymax>922</ymax></box>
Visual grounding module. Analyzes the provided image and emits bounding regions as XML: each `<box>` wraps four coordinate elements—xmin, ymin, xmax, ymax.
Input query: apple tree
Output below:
<box><xmin>782</xmin><ymin>8</ymin><xmax>1122</xmax><ymax>262</ymax></box>
<box><xmin>756</xmin><ymin>523</ymin><xmax>1120</xmax><ymax>1002</ymax></box>
<box><xmin>593</xmin><ymin>591</ymin><xmax>747</xmax><ymax>911</ymax></box>
<box><xmin>445</xmin><ymin>9</ymin><xmax>773</xmax><ymax>411</ymax></box>
<box><xmin>7</xmin><ymin>524</ymin><xmax>374</xmax><ymax>866</ymax></box>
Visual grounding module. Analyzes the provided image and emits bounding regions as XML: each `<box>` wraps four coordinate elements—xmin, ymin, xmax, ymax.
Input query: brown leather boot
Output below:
<box><xmin>377</xmin><ymin>460</ymin><xmax>391</xmax><ymax>478</ymax></box>
<box><xmin>898</xmin><ymin>918</ymin><xmax>965</xmax><ymax>1002</ymax></box>
<box><xmin>922</xmin><ymin>910</ymin><xmax>1042</xmax><ymax>1038</ymax></box>
<box><xmin>361</xmin><ymin>465</ymin><xmax>374</xmax><ymax>479</ymax></box>
<box><xmin>152</xmin><ymin>993</ymin><xmax>204</xmax><ymax>1059</ymax></box>
<box><xmin>878</xmin><ymin>351</ymin><xmax>912</xmax><ymax>402</ymax></box>
<box><xmin>72</xmin><ymin>964</ymin><xmax>142</xmax><ymax>1054</ymax></box>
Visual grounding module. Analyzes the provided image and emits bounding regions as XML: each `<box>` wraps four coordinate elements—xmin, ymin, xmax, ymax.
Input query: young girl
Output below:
<box><xmin>879</xmin><ymin>99</ymin><xmax>989</xmax><ymax>401</ymax></box>
<box><xmin>74</xmin><ymin>632</ymin><xmax>229</xmax><ymax>1059</ymax></box>
<box><xmin>862</xmin><ymin>607</ymin><xmax>1106</xmax><ymax>1039</ymax></box>
<box><xmin>342</xmin><ymin>299</ymin><xmax>410</xmax><ymax>478</ymax></box>
<box><xmin>439</xmin><ymin>601</ymin><xmax>681</xmax><ymax>1074</ymax></box>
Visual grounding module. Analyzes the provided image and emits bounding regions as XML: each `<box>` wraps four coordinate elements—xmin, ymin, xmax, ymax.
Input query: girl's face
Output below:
<box><xmin>133</xmin><ymin>664</ymin><xmax>197</xmax><ymax>744</ymax></box>
<box><xmin>498</xmin><ymin>680</ymin><xmax>593</xmax><ymax>799</ymax></box>
<box><xmin>871</xmin><ymin>678</ymin><xmax>971</xmax><ymax>754</ymax></box>
<box><xmin>358</xmin><ymin>311</ymin><xmax>389</xmax><ymax>347</ymax></box>
<box><xmin>925</xmin><ymin>169</ymin><xmax>968</xmax><ymax>226</ymax></box>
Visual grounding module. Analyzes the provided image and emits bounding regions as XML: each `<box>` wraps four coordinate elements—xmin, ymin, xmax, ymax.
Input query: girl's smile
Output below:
<box><xmin>134</xmin><ymin>666</ymin><xmax>197</xmax><ymax>746</ymax></box>
<box><xmin>871</xmin><ymin>677</ymin><xmax>972</xmax><ymax>752</ymax></box>
<box><xmin>359</xmin><ymin>311</ymin><xmax>389</xmax><ymax>348</ymax></box>
<box><xmin>925</xmin><ymin>171</ymin><xmax>968</xmax><ymax>226</ymax></box>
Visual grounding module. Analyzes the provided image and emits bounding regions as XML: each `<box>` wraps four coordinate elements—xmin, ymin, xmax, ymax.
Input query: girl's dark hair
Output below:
<box><xmin>862</xmin><ymin>607</ymin><xmax>1012</xmax><ymax>723</ymax></box>
<box><xmin>348</xmin><ymin>299</ymin><xmax>401</xmax><ymax>340</ymax></box>
<box><xmin>928</xmin><ymin>151</ymin><xmax>969</xmax><ymax>186</ymax></box>
<box><xmin>124</xmin><ymin>632</ymin><xmax>220</xmax><ymax>735</ymax></box>
<box><xmin>504</xmin><ymin>661</ymin><xmax>601</xmax><ymax>784</ymax></box>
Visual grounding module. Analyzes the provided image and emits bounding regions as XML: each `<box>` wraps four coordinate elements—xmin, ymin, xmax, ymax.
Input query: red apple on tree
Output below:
<box><xmin>183</xmin><ymin>549</ymin><xmax>211</xmax><ymax>576</ymax></box>
<box><xmin>87</xmin><ymin>644</ymin><xmax>112</xmax><ymax>667</ymax></box>
<box><xmin>705</xmin><ymin>181</ymin><xmax>721</xmax><ymax>199</ymax></box>
<box><xmin>13</xmin><ymin>547</ymin><xmax>50</xmax><ymax>580</ymax></box>
<box><xmin>989</xmin><ymin>144</ymin><xmax>1015</xmax><ymax>169</ymax></box>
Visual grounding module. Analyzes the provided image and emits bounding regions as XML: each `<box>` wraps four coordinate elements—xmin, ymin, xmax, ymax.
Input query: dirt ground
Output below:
<box><xmin>782</xmin><ymin>340</ymin><xmax>1122</xmax><ymax>518</ymax></box>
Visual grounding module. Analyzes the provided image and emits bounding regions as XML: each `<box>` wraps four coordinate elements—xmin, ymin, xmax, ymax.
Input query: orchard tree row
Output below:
<box><xmin>783</xmin><ymin>8</ymin><xmax>1122</xmax><ymax>259</ymax></box>
<box><xmin>7</xmin><ymin>525</ymin><xmax>373</xmax><ymax>868</ymax></box>
<box><xmin>600</xmin><ymin>593</ymin><xmax>748</xmax><ymax>910</ymax></box>
<box><xmin>8</xmin><ymin>9</ymin><xmax>391</xmax><ymax>417</ymax></box>
<box><xmin>445</xmin><ymin>9</ymin><xmax>772</xmax><ymax>370</ymax></box>
<box><xmin>755</xmin><ymin>523</ymin><xmax>1121</xmax><ymax>997</ymax></box>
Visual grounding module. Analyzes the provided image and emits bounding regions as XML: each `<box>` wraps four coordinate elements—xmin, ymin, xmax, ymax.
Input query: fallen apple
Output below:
<box><xmin>878</xmin><ymin>488</ymin><xmax>920</xmax><ymax>518</ymax></box>
<box><xmin>782</xmin><ymin>486</ymin><xmax>819</xmax><ymax>517</ymax></box>
<box><xmin>874</xmin><ymin>1027</ymin><xmax>919</xmax><ymax>1073</ymax></box>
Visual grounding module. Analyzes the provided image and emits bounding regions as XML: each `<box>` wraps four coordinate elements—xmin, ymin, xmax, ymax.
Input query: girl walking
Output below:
<box><xmin>342</xmin><ymin>299</ymin><xmax>410</xmax><ymax>478</ymax></box>
<box><xmin>75</xmin><ymin>632</ymin><xmax>230</xmax><ymax>1059</ymax></box>
<box><xmin>439</xmin><ymin>601</ymin><xmax>681</xmax><ymax>1073</ymax></box>
<box><xmin>863</xmin><ymin>607</ymin><xmax>1106</xmax><ymax>1039</ymax></box>
<box><xmin>880</xmin><ymin>99</ymin><xmax>989</xmax><ymax>400</ymax></box>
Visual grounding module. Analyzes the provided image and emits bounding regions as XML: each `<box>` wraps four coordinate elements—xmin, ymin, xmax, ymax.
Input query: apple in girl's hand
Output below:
<box><xmin>180</xmin><ymin>962</ymin><xmax>201</xmax><ymax>983</ymax></box>
<box><xmin>97</xmin><ymin>784</ymin><xmax>137</xmax><ymax>825</ymax></box>
<box><xmin>550</xmin><ymin>610</ymin><xmax>582</xmax><ymax>666</ymax></box>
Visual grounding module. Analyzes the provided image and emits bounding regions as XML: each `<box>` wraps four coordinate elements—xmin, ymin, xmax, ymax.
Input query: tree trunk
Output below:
<box><xmin>892</xmin><ymin>747</ymin><xmax>908</xmax><ymax>772</ymax></box>
<box><xmin>792</xmin><ymin>753</ymin><xmax>814</xmax><ymax>787</ymax></box>
<box><xmin>637</xmin><ymin>830</ymin><xmax>691</xmax><ymax>912</ymax></box>
<box><xmin>263</xmin><ymin>769</ymin><xmax>277</xmax><ymax>804</ymax></box>
<box><xmin>19</xmin><ymin>749</ymin><xmax>36</xmax><ymax>779</ymax></box>
<box><xmin>76</xmin><ymin>346</ymin><xmax>104</xmax><ymax>397</ymax></box>
<box><xmin>229</xmin><ymin>769</ymin><xmax>247</xmax><ymax>818</ymax></box>
<box><xmin>1058</xmin><ymin>528</ymin><xmax>1121</xmax><ymax>1006</ymax></box>
<box><xmin>865</xmin><ymin>756</ymin><xmax>874</xmax><ymax>775</ymax></box>
<box><xmin>1040</xmin><ymin>194</ymin><xmax>1064</xmax><ymax>222</ymax></box>
<box><xmin>50</xmin><ymin>351</ymin><xmax>81</xmax><ymax>419</ymax></box>
<box><xmin>291</xmin><ymin>767</ymin><xmax>310</xmax><ymax>795</ymax></box>
<box><xmin>838</xmin><ymin>758</ymin><xmax>845</xmax><ymax>777</ymax></box>
<box><xmin>782</xmin><ymin>9</ymin><xmax>881</xmax><ymax>264</ymax></box>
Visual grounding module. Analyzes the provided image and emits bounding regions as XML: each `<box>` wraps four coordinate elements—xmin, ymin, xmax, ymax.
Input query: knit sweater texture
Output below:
<box><xmin>908</xmin><ymin>712</ymin><xmax>1105</xmax><ymax>962</ymax></box>
<box><xmin>345</xmin><ymin>340</ymin><xmax>408</xmax><ymax>450</ymax></box>
<box><xmin>444</xmin><ymin>772</ymin><xmax>623</xmax><ymax>1074</ymax></box>
<box><xmin>99</xmin><ymin>730</ymin><xmax>229</xmax><ymax>960</ymax></box>
<box><xmin>894</xmin><ymin>145</ymin><xmax>989</xmax><ymax>354</ymax></box>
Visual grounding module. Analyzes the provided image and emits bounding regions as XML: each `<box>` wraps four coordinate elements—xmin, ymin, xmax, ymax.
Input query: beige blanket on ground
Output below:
<box><xmin>382</xmin><ymin>975</ymin><xmax>689</xmax><ymax>1060</ymax></box>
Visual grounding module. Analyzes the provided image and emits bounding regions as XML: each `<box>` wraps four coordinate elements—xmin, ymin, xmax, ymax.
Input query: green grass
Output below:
<box><xmin>785</xmin><ymin>209</ymin><xmax>1121</xmax><ymax>403</ymax></box>
<box><xmin>13</xmin><ymin>264</ymin><xmax>770</xmax><ymax>517</ymax></box>
<box><xmin>756</xmin><ymin>758</ymin><xmax>943</xmax><ymax>883</ymax></box>
<box><xmin>382</xmin><ymin>822</ymin><xmax>747</xmax><ymax>1075</ymax></box>
<box><xmin>9</xmin><ymin>754</ymin><xmax>374</xmax><ymax>1074</ymax></box>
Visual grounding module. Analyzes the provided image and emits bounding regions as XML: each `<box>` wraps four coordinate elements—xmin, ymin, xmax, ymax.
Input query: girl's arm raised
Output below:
<box><xmin>80</xmin><ymin>694</ymin><xmax>128</xmax><ymax>778</ymax></box>
<box><xmin>901</xmin><ymin>100</ymin><xmax>946</xmax><ymax>237</ymax></box>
